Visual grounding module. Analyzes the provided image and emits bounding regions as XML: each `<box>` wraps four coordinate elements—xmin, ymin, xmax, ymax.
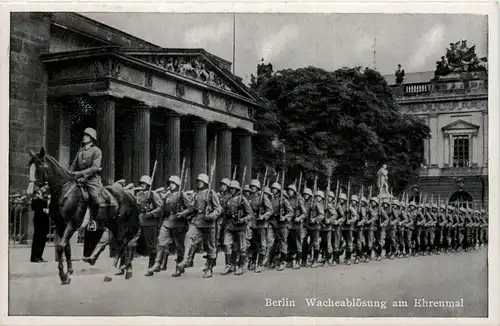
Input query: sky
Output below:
<box><xmin>82</xmin><ymin>13</ymin><xmax>488</xmax><ymax>85</ymax></box>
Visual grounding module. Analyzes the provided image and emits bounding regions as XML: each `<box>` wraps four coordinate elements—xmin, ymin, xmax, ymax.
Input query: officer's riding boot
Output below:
<box><xmin>235</xmin><ymin>255</ymin><xmax>245</xmax><ymax>275</ymax></box>
<box><xmin>277</xmin><ymin>253</ymin><xmax>286</xmax><ymax>271</ymax></box>
<box><xmin>222</xmin><ymin>253</ymin><xmax>233</xmax><ymax>275</ymax></box>
<box><xmin>311</xmin><ymin>251</ymin><xmax>319</xmax><ymax>268</ymax></box>
<box><xmin>160</xmin><ymin>254</ymin><xmax>168</xmax><ymax>271</ymax></box>
<box><xmin>145</xmin><ymin>254</ymin><xmax>155</xmax><ymax>276</ymax></box>
<box><xmin>202</xmin><ymin>258</ymin><xmax>214</xmax><ymax>278</ymax></box>
<box><xmin>152</xmin><ymin>246</ymin><xmax>164</xmax><ymax>273</ymax></box>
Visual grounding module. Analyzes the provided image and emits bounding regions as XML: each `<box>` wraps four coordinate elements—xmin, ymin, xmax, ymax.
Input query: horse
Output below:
<box><xmin>27</xmin><ymin>148</ymin><xmax>140</xmax><ymax>285</ymax></box>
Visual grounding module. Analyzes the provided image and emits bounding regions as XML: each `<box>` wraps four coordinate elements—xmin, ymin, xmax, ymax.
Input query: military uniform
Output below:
<box><xmin>303</xmin><ymin>191</ymin><xmax>325</xmax><ymax>268</ymax></box>
<box><xmin>221</xmin><ymin>181</ymin><xmax>253</xmax><ymax>275</ymax></box>
<box><xmin>435</xmin><ymin>205</ymin><xmax>446</xmax><ymax>254</ymax></box>
<box><xmin>405</xmin><ymin>202</ymin><xmax>417</xmax><ymax>257</ymax></box>
<box><xmin>350</xmin><ymin>195</ymin><xmax>363</xmax><ymax>264</ymax></box>
<box><xmin>264</xmin><ymin>183</ymin><xmax>294</xmax><ymax>271</ymax></box>
<box><xmin>132</xmin><ymin>176</ymin><xmax>163</xmax><ymax>276</ymax></box>
<box><xmin>397</xmin><ymin>202</ymin><xmax>409</xmax><ymax>258</ymax></box>
<box><xmin>174</xmin><ymin>174</ymin><xmax>222</xmax><ymax>278</ymax></box>
<box><xmin>364</xmin><ymin>198</ymin><xmax>379</xmax><ymax>262</ymax></box>
<box><xmin>386</xmin><ymin>199</ymin><xmax>400</xmax><ymax>259</ymax></box>
<box><xmin>249</xmin><ymin>184</ymin><xmax>273</xmax><ymax>273</ymax></box>
<box><xmin>217</xmin><ymin>178</ymin><xmax>232</xmax><ymax>254</ymax></box>
<box><xmin>375</xmin><ymin>199</ymin><xmax>390</xmax><ymax>260</ymax></box>
<box><xmin>287</xmin><ymin>185</ymin><xmax>307</xmax><ymax>268</ymax></box>
<box><xmin>355</xmin><ymin>197</ymin><xmax>368</xmax><ymax>262</ymax></box>
<box><xmin>321</xmin><ymin>194</ymin><xmax>336</xmax><ymax>266</ymax></box>
<box><xmin>300</xmin><ymin>189</ymin><xmax>313</xmax><ymax>266</ymax></box>
<box><xmin>151</xmin><ymin>176</ymin><xmax>189</xmax><ymax>274</ymax></box>
<box><xmin>414</xmin><ymin>205</ymin><xmax>425</xmax><ymax>255</ymax></box>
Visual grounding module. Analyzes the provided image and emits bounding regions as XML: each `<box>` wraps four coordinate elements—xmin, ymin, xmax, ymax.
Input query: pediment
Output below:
<box><xmin>442</xmin><ymin>119</ymin><xmax>480</xmax><ymax>131</ymax></box>
<box><xmin>122</xmin><ymin>50</ymin><xmax>257</xmax><ymax>101</ymax></box>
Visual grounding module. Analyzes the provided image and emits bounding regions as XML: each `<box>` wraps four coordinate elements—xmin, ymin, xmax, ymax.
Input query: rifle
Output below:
<box><xmin>175</xmin><ymin>157</ymin><xmax>186</xmax><ymax>213</ymax></box>
<box><xmin>345</xmin><ymin>178</ymin><xmax>351</xmax><ymax>225</ymax></box>
<box><xmin>147</xmin><ymin>160</ymin><xmax>158</xmax><ymax>199</ymax></box>
<box><xmin>232</xmin><ymin>165</ymin><xmax>237</xmax><ymax>180</ymax></box>
<box><xmin>279</xmin><ymin>168</ymin><xmax>286</xmax><ymax>220</ymax></box>
<box><xmin>205</xmin><ymin>135</ymin><xmax>218</xmax><ymax>215</ymax></box>
<box><xmin>236</xmin><ymin>166</ymin><xmax>247</xmax><ymax>220</ymax></box>
<box><xmin>258</xmin><ymin>166</ymin><xmax>269</xmax><ymax>218</ymax></box>
<box><xmin>309</xmin><ymin>175</ymin><xmax>318</xmax><ymax>222</ymax></box>
<box><xmin>324</xmin><ymin>175</ymin><xmax>331</xmax><ymax>222</ymax></box>
<box><xmin>296</xmin><ymin>172</ymin><xmax>303</xmax><ymax>207</ymax></box>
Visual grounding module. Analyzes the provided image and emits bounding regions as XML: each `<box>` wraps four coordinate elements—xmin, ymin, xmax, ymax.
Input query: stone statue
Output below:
<box><xmin>376</xmin><ymin>164</ymin><xmax>389</xmax><ymax>196</ymax></box>
<box><xmin>395</xmin><ymin>64</ymin><xmax>405</xmax><ymax>85</ymax></box>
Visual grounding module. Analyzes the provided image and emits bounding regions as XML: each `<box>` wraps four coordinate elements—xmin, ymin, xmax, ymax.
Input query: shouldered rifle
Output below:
<box><xmin>335</xmin><ymin>179</ymin><xmax>340</xmax><ymax>209</ymax></box>
<box><xmin>324</xmin><ymin>175</ymin><xmax>331</xmax><ymax>222</ymax></box>
<box><xmin>279</xmin><ymin>169</ymin><xmax>286</xmax><ymax>219</ymax></box>
<box><xmin>236</xmin><ymin>166</ymin><xmax>247</xmax><ymax>220</ymax></box>
<box><xmin>205</xmin><ymin>135</ymin><xmax>217</xmax><ymax>215</ymax></box>
<box><xmin>232</xmin><ymin>165</ymin><xmax>237</xmax><ymax>180</ymax></box>
<box><xmin>309</xmin><ymin>175</ymin><xmax>318</xmax><ymax>222</ymax></box>
<box><xmin>345</xmin><ymin>178</ymin><xmax>351</xmax><ymax>225</ymax></box>
<box><xmin>258</xmin><ymin>166</ymin><xmax>269</xmax><ymax>218</ymax></box>
<box><xmin>175</xmin><ymin>157</ymin><xmax>186</xmax><ymax>214</ymax></box>
<box><xmin>295</xmin><ymin>172</ymin><xmax>303</xmax><ymax>218</ymax></box>
<box><xmin>147</xmin><ymin>160</ymin><xmax>158</xmax><ymax>200</ymax></box>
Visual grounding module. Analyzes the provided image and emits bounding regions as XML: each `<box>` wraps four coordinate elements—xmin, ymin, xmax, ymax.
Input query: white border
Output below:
<box><xmin>0</xmin><ymin>1</ymin><xmax>498</xmax><ymax>326</ymax></box>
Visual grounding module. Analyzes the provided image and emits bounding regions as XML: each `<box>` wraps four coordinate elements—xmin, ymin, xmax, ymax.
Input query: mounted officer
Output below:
<box><xmin>69</xmin><ymin>127</ymin><xmax>115</xmax><ymax>231</ymax></box>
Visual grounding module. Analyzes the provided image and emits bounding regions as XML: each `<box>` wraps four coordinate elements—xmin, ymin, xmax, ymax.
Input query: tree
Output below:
<box><xmin>250</xmin><ymin>63</ymin><xmax>430</xmax><ymax>194</ymax></box>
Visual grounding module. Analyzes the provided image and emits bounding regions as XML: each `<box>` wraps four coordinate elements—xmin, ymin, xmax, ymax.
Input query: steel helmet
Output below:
<box><xmin>271</xmin><ymin>182</ymin><xmax>281</xmax><ymax>191</ymax></box>
<box><xmin>168</xmin><ymin>175</ymin><xmax>181</xmax><ymax>186</ymax></box>
<box><xmin>287</xmin><ymin>184</ymin><xmax>297</xmax><ymax>193</ymax></box>
<box><xmin>328</xmin><ymin>192</ymin><xmax>335</xmax><ymax>198</ymax></box>
<box><xmin>440</xmin><ymin>204</ymin><xmax>446</xmax><ymax>210</ymax></box>
<box><xmin>315</xmin><ymin>190</ymin><xmax>325</xmax><ymax>199</ymax></box>
<box><xmin>459</xmin><ymin>207</ymin><xmax>467</xmax><ymax>213</ymax></box>
<box><xmin>250</xmin><ymin>179</ymin><xmax>261</xmax><ymax>189</ymax></box>
<box><xmin>264</xmin><ymin>187</ymin><xmax>272</xmax><ymax>196</ymax></box>
<box><xmin>338</xmin><ymin>193</ymin><xmax>347</xmax><ymax>201</ymax></box>
<box><xmin>350</xmin><ymin>195</ymin><xmax>359</xmax><ymax>203</ymax></box>
<box><xmin>229</xmin><ymin>180</ymin><xmax>241</xmax><ymax>190</ymax></box>
<box><xmin>140</xmin><ymin>175</ymin><xmax>152</xmax><ymax>186</ymax></box>
<box><xmin>197</xmin><ymin>173</ymin><xmax>209</xmax><ymax>185</ymax></box>
<box><xmin>361</xmin><ymin>196</ymin><xmax>368</xmax><ymax>204</ymax></box>
<box><xmin>302</xmin><ymin>188</ymin><xmax>313</xmax><ymax>197</ymax></box>
<box><xmin>370</xmin><ymin>197</ymin><xmax>379</xmax><ymax>205</ymax></box>
<box><xmin>220</xmin><ymin>178</ymin><xmax>231</xmax><ymax>186</ymax></box>
<box><xmin>431</xmin><ymin>204</ymin><xmax>438</xmax><ymax>209</ymax></box>
<box><xmin>391</xmin><ymin>199</ymin><xmax>399</xmax><ymax>206</ymax></box>
<box><xmin>84</xmin><ymin>127</ymin><xmax>97</xmax><ymax>141</ymax></box>
<box><xmin>243</xmin><ymin>185</ymin><xmax>251</xmax><ymax>193</ymax></box>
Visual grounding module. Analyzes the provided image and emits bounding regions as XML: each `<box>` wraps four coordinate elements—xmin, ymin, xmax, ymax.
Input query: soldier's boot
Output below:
<box><xmin>145</xmin><ymin>254</ymin><xmax>156</xmax><ymax>276</ymax></box>
<box><xmin>292</xmin><ymin>258</ymin><xmax>301</xmax><ymax>269</ymax></box>
<box><xmin>234</xmin><ymin>255</ymin><xmax>245</xmax><ymax>276</ymax></box>
<box><xmin>172</xmin><ymin>247</ymin><xmax>193</xmax><ymax>277</ymax></box>
<box><xmin>222</xmin><ymin>253</ymin><xmax>234</xmax><ymax>275</ymax></box>
<box><xmin>160</xmin><ymin>254</ymin><xmax>169</xmax><ymax>271</ymax></box>
<box><xmin>277</xmin><ymin>253</ymin><xmax>286</xmax><ymax>271</ymax></box>
<box><xmin>376</xmin><ymin>248</ymin><xmax>382</xmax><ymax>261</ymax></box>
<box><xmin>262</xmin><ymin>249</ymin><xmax>272</xmax><ymax>268</ymax></box>
<box><xmin>354</xmin><ymin>250</ymin><xmax>361</xmax><ymax>264</ymax></box>
<box><xmin>202</xmin><ymin>258</ymin><xmax>215</xmax><ymax>278</ymax></box>
<box><xmin>365</xmin><ymin>248</ymin><xmax>372</xmax><ymax>262</ymax></box>
<box><xmin>345</xmin><ymin>251</ymin><xmax>352</xmax><ymax>265</ymax></box>
<box><xmin>311</xmin><ymin>251</ymin><xmax>319</xmax><ymax>268</ymax></box>
<box><xmin>286</xmin><ymin>255</ymin><xmax>293</xmax><ymax>268</ymax></box>
<box><xmin>255</xmin><ymin>255</ymin><xmax>264</xmax><ymax>273</ymax></box>
<box><xmin>152</xmin><ymin>246</ymin><xmax>165</xmax><ymax>273</ymax></box>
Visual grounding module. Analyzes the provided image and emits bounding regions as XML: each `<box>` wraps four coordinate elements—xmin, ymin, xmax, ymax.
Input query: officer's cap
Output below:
<box><xmin>271</xmin><ymin>182</ymin><xmax>281</xmax><ymax>191</ymax></box>
<box><xmin>220</xmin><ymin>178</ymin><xmax>231</xmax><ymax>186</ymax></box>
<box><xmin>350</xmin><ymin>195</ymin><xmax>359</xmax><ymax>203</ymax></box>
<box><xmin>197</xmin><ymin>174</ymin><xmax>210</xmax><ymax>185</ymax></box>
<box><xmin>83</xmin><ymin>127</ymin><xmax>97</xmax><ymax>141</ymax></box>
<box><xmin>302</xmin><ymin>188</ymin><xmax>313</xmax><ymax>197</ymax></box>
<box><xmin>315</xmin><ymin>190</ymin><xmax>325</xmax><ymax>199</ymax></box>
<box><xmin>139</xmin><ymin>175</ymin><xmax>152</xmax><ymax>186</ymax></box>
<box><xmin>250</xmin><ymin>179</ymin><xmax>261</xmax><ymax>189</ymax></box>
<box><xmin>168</xmin><ymin>175</ymin><xmax>181</xmax><ymax>186</ymax></box>
<box><xmin>229</xmin><ymin>180</ymin><xmax>241</xmax><ymax>190</ymax></box>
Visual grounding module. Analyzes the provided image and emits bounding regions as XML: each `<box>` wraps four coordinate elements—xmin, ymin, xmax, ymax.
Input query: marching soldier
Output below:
<box><xmin>242</xmin><ymin>184</ymin><xmax>253</xmax><ymax>268</ymax></box>
<box><xmin>287</xmin><ymin>184</ymin><xmax>307</xmax><ymax>269</ymax></box>
<box><xmin>135</xmin><ymin>175</ymin><xmax>163</xmax><ymax>277</ymax></box>
<box><xmin>364</xmin><ymin>197</ymin><xmax>379</xmax><ymax>262</ymax></box>
<box><xmin>150</xmin><ymin>175</ymin><xmax>188</xmax><ymax>275</ymax></box>
<box><xmin>249</xmin><ymin>182</ymin><xmax>273</xmax><ymax>273</ymax></box>
<box><xmin>263</xmin><ymin>182</ymin><xmax>294</xmax><ymax>271</ymax></box>
<box><xmin>321</xmin><ymin>192</ymin><xmax>337</xmax><ymax>266</ymax></box>
<box><xmin>414</xmin><ymin>204</ymin><xmax>425</xmax><ymax>256</ymax></box>
<box><xmin>349</xmin><ymin>195</ymin><xmax>363</xmax><ymax>264</ymax></box>
<box><xmin>386</xmin><ymin>198</ymin><xmax>400</xmax><ymax>259</ymax></box>
<box><xmin>306</xmin><ymin>191</ymin><xmax>325</xmax><ymax>268</ymax></box>
<box><xmin>436</xmin><ymin>204</ymin><xmax>446</xmax><ymax>254</ymax></box>
<box><xmin>444</xmin><ymin>205</ymin><xmax>454</xmax><ymax>253</ymax></box>
<box><xmin>300</xmin><ymin>188</ymin><xmax>313</xmax><ymax>267</ymax></box>
<box><xmin>404</xmin><ymin>202</ymin><xmax>417</xmax><ymax>258</ymax></box>
<box><xmin>375</xmin><ymin>198</ymin><xmax>390</xmax><ymax>261</ymax></box>
<box><xmin>481</xmin><ymin>209</ymin><xmax>488</xmax><ymax>246</ymax></box>
<box><xmin>217</xmin><ymin>178</ymin><xmax>232</xmax><ymax>254</ymax></box>
<box><xmin>221</xmin><ymin>180</ymin><xmax>253</xmax><ymax>275</ymax></box>
<box><xmin>172</xmin><ymin>173</ymin><xmax>222</xmax><ymax>278</ymax></box>
<box><xmin>457</xmin><ymin>207</ymin><xmax>466</xmax><ymax>252</ymax></box>
<box><xmin>341</xmin><ymin>194</ymin><xmax>357</xmax><ymax>265</ymax></box>
<box><xmin>397</xmin><ymin>201</ymin><xmax>408</xmax><ymax>258</ymax></box>
<box><xmin>427</xmin><ymin>204</ymin><xmax>437</xmax><ymax>254</ymax></box>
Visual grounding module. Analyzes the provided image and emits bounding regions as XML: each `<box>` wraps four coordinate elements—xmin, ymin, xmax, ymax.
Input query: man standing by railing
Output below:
<box><xmin>30</xmin><ymin>185</ymin><xmax>50</xmax><ymax>262</ymax></box>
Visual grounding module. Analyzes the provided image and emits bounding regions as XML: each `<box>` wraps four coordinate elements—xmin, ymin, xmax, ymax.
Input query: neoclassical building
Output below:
<box><xmin>10</xmin><ymin>12</ymin><xmax>264</xmax><ymax>195</ymax></box>
<box><xmin>384</xmin><ymin>69</ymin><xmax>488</xmax><ymax>207</ymax></box>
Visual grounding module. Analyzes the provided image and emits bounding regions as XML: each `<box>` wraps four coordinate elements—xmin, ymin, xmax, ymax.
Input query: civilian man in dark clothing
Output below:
<box><xmin>30</xmin><ymin>188</ymin><xmax>50</xmax><ymax>263</ymax></box>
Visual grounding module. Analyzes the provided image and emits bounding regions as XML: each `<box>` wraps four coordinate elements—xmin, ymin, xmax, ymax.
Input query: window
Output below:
<box><xmin>452</xmin><ymin>135</ymin><xmax>469</xmax><ymax>167</ymax></box>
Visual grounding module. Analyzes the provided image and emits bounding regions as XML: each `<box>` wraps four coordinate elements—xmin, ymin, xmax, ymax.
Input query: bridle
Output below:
<box><xmin>27</xmin><ymin>157</ymin><xmax>48</xmax><ymax>195</ymax></box>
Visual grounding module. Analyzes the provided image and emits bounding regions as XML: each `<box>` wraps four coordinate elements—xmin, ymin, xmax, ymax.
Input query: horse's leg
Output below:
<box><xmin>64</xmin><ymin>236</ymin><xmax>75</xmax><ymax>275</ymax></box>
<box><xmin>89</xmin><ymin>230</ymin><xmax>109</xmax><ymax>266</ymax></box>
<box><xmin>56</xmin><ymin>231</ymin><xmax>65</xmax><ymax>283</ymax></box>
<box><xmin>57</xmin><ymin>222</ymin><xmax>74</xmax><ymax>285</ymax></box>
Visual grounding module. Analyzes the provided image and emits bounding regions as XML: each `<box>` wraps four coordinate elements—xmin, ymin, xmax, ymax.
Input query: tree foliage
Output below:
<box><xmin>250</xmin><ymin>64</ymin><xmax>430</xmax><ymax>193</ymax></box>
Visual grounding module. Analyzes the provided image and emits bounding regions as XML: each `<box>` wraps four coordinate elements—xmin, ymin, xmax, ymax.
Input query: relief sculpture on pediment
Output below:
<box><xmin>136</xmin><ymin>55</ymin><xmax>235</xmax><ymax>93</ymax></box>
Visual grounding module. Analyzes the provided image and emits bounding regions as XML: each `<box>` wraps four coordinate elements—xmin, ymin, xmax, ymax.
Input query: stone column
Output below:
<box><xmin>121</xmin><ymin>111</ymin><xmax>134</xmax><ymax>183</ymax></box>
<box><xmin>216</xmin><ymin>127</ymin><xmax>232</xmax><ymax>185</ymax></box>
<box><xmin>192</xmin><ymin>119</ymin><xmax>207</xmax><ymax>188</ymax></box>
<box><xmin>483</xmin><ymin>113</ymin><xmax>488</xmax><ymax>167</ymax></box>
<box><xmin>239</xmin><ymin>131</ymin><xmax>252</xmax><ymax>185</ymax></box>
<box><xmin>133</xmin><ymin>107</ymin><xmax>151</xmax><ymax>181</ymax></box>
<box><xmin>58</xmin><ymin>105</ymin><xmax>71</xmax><ymax>169</ymax></box>
<box><xmin>165</xmin><ymin>112</ymin><xmax>181</xmax><ymax>180</ymax></box>
<box><xmin>95</xmin><ymin>96</ymin><xmax>116</xmax><ymax>185</ymax></box>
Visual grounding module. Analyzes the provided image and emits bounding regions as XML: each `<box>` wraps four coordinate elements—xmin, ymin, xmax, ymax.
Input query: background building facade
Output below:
<box><xmin>385</xmin><ymin>70</ymin><xmax>488</xmax><ymax>208</ymax></box>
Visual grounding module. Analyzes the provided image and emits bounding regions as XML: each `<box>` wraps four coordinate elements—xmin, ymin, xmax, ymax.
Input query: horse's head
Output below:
<box><xmin>27</xmin><ymin>148</ymin><xmax>48</xmax><ymax>195</ymax></box>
